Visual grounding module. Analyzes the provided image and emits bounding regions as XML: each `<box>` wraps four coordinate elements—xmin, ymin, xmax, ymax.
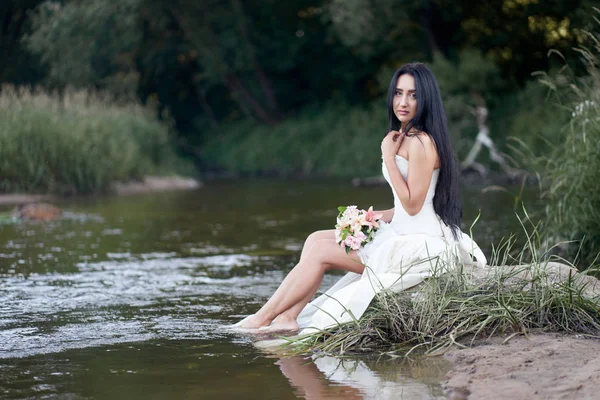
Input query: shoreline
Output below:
<box><xmin>0</xmin><ymin>176</ymin><xmax>201</xmax><ymax>206</ymax></box>
<box><xmin>443</xmin><ymin>332</ymin><xmax>600</xmax><ymax>399</ymax></box>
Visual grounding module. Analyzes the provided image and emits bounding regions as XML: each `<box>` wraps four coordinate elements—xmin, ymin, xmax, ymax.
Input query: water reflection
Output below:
<box><xmin>277</xmin><ymin>354</ymin><xmax>449</xmax><ymax>399</ymax></box>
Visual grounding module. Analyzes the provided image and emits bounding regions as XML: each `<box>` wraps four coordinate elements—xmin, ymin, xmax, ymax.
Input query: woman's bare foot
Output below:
<box><xmin>259</xmin><ymin>316</ymin><xmax>299</xmax><ymax>333</ymax></box>
<box><xmin>234</xmin><ymin>314</ymin><xmax>271</xmax><ymax>329</ymax></box>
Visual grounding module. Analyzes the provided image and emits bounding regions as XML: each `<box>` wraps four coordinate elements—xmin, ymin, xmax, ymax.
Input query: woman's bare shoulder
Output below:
<box><xmin>406</xmin><ymin>131</ymin><xmax>436</xmax><ymax>151</ymax></box>
<box><xmin>405</xmin><ymin>132</ymin><xmax>438</xmax><ymax>165</ymax></box>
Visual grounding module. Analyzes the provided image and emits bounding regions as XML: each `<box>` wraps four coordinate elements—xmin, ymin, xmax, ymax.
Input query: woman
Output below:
<box><xmin>234</xmin><ymin>63</ymin><xmax>486</xmax><ymax>333</ymax></box>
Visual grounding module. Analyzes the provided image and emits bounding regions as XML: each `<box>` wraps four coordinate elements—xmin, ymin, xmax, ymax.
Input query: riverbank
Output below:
<box><xmin>444</xmin><ymin>332</ymin><xmax>600</xmax><ymax>400</ymax></box>
<box><xmin>0</xmin><ymin>176</ymin><xmax>201</xmax><ymax>206</ymax></box>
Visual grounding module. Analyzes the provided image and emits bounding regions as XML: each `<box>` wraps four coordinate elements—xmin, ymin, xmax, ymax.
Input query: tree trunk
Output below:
<box><xmin>0</xmin><ymin>3</ymin><xmax>27</xmax><ymax>83</ymax></box>
<box><xmin>229</xmin><ymin>0</ymin><xmax>280</xmax><ymax>116</ymax></box>
<box><xmin>193</xmin><ymin>79</ymin><xmax>219</xmax><ymax>131</ymax></box>
<box><xmin>420</xmin><ymin>0</ymin><xmax>440</xmax><ymax>57</ymax></box>
<box><xmin>226</xmin><ymin>72</ymin><xmax>279</xmax><ymax>125</ymax></box>
<box><xmin>461</xmin><ymin>94</ymin><xmax>515</xmax><ymax>176</ymax></box>
<box><xmin>169</xmin><ymin>4</ymin><xmax>279</xmax><ymax>126</ymax></box>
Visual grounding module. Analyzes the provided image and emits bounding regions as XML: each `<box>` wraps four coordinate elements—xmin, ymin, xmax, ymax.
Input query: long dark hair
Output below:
<box><xmin>386</xmin><ymin>62</ymin><xmax>462</xmax><ymax>238</ymax></box>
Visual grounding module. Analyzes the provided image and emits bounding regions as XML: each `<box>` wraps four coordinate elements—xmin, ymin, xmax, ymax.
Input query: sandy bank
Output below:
<box><xmin>0</xmin><ymin>176</ymin><xmax>201</xmax><ymax>206</ymax></box>
<box><xmin>444</xmin><ymin>332</ymin><xmax>600</xmax><ymax>400</ymax></box>
<box><xmin>0</xmin><ymin>194</ymin><xmax>55</xmax><ymax>206</ymax></box>
<box><xmin>111</xmin><ymin>176</ymin><xmax>201</xmax><ymax>196</ymax></box>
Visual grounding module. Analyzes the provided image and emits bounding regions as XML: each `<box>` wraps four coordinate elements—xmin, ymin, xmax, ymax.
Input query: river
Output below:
<box><xmin>0</xmin><ymin>179</ymin><xmax>540</xmax><ymax>399</ymax></box>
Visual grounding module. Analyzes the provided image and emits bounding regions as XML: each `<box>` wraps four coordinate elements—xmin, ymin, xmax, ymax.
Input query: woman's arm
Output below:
<box><xmin>375</xmin><ymin>208</ymin><xmax>395</xmax><ymax>223</ymax></box>
<box><xmin>381</xmin><ymin>132</ymin><xmax>437</xmax><ymax>216</ymax></box>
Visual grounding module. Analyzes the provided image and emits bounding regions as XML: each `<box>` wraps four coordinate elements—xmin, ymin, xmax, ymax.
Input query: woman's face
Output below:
<box><xmin>392</xmin><ymin>74</ymin><xmax>418</xmax><ymax>127</ymax></box>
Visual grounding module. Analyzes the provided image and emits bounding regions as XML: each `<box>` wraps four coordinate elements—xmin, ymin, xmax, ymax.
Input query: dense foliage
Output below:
<box><xmin>1</xmin><ymin>0</ymin><xmax>596</xmax><ymax>141</ymax></box>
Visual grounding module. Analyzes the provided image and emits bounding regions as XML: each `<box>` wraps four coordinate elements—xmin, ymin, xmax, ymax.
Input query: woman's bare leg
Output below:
<box><xmin>236</xmin><ymin>230</ymin><xmax>332</xmax><ymax>328</ymax></box>
<box><xmin>268</xmin><ymin>240</ymin><xmax>365</xmax><ymax>332</ymax></box>
<box><xmin>238</xmin><ymin>230</ymin><xmax>364</xmax><ymax>329</ymax></box>
<box><xmin>298</xmin><ymin>230</ymin><xmax>334</xmax><ymax>262</ymax></box>
<box><xmin>270</xmin><ymin>230</ymin><xmax>338</xmax><ymax>326</ymax></box>
<box><xmin>267</xmin><ymin>279</ymin><xmax>322</xmax><ymax>331</ymax></box>
<box><xmin>268</xmin><ymin>231</ymin><xmax>347</xmax><ymax>330</ymax></box>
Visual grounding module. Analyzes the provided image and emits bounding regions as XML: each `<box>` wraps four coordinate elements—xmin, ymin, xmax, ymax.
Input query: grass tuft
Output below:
<box><xmin>285</xmin><ymin>212</ymin><xmax>600</xmax><ymax>356</ymax></box>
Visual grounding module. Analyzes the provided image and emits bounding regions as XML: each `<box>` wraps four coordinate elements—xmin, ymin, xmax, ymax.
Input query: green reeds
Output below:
<box><xmin>528</xmin><ymin>12</ymin><xmax>600</xmax><ymax>267</ymax></box>
<box><xmin>202</xmin><ymin>101</ymin><xmax>386</xmax><ymax>178</ymax></box>
<box><xmin>0</xmin><ymin>85</ymin><xmax>193</xmax><ymax>194</ymax></box>
<box><xmin>286</xmin><ymin>213</ymin><xmax>600</xmax><ymax>356</ymax></box>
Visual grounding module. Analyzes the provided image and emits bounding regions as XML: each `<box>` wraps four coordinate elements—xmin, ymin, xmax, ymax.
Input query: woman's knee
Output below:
<box><xmin>305</xmin><ymin>230</ymin><xmax>332</xmax><ymax>243</ymax></box>
<box><xmin>302</xmin><ymin>230</ymin><xmax>333</xmax><ymax>255</ymax></box>
<box><xmin>305</xmin><ymin>239</ymin><xmax>364</xmax><ymax>274</ymax></box>
<box><xmin>303</xmin><ymin>239</ymin><xmax>337</xmax><ymax>270</ymax></box>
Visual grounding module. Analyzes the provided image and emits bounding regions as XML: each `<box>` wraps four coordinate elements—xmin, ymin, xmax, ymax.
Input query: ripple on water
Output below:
<box><xmin>0</xmin><ymin>252</ymin><xmax>281</xmax><ymax>359</ymax></box>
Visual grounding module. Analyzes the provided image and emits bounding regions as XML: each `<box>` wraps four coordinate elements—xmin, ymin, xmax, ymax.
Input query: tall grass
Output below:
<box><xmin>530</xmin><ymin>13</ymin><xmax>600</xmax><ymax>267</ymax></box>
<box><xmin>0</xmin><ymin>86</ymin><xmax>193</xmax><ymax>194</ymax></box>
<box><xmin>202</xmin><ymin>101</ymin><xmax>386</xmax><ymax>178</ymax></box>
<box><xmin>284</xmin><ymin>214</ymin><xmax>600</xmax><ymax>356</ymax></box>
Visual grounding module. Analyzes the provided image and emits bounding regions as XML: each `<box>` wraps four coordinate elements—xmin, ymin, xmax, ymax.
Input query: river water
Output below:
<box><xmin>0</xmin><ymin>180</ymin><xmax>539</xmax><ymax>399</ymax></box>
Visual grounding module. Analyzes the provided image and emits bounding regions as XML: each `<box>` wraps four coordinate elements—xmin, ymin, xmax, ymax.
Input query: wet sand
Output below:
<box><xmin>444</xmin><ymin>332</ymin><xmax>600</xmax><ymax>400</ymax></box>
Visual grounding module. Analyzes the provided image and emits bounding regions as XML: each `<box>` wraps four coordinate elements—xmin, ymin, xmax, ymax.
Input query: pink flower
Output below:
<box><xmin>351</xmin><ymin>221</ymin><xmax>363</xmax><ymax>235</ymax></box>
<box><xmin>344</xmin><ymin>205</ymin><xmax>359</xmax><ymax>220</ymax></box>
<box><xmin>336</xmin><ymin>217</ymin><xmax>350</xmax><ymax>230</ymax></box>
<box><xmin>340</xmin><ymin>237</ymin><xmax>350</xmax><ymax>249</ymax></box>
<box><xmin>362</xmin><ymin>206</ymin><xmax>383</xmax><ymax>229</ymax></box>
<box><xmin>335</xmin><ymin>205</ymin><xmax>382</xmax><ymax>251</ymax></box>
<box><xmin>354</xmin><ymin>230</ymin><xmax>366</xmax><ymax>242</ymax></box>
<box><xmin>343</xmin><ymin>235</ymin><xmax>362</xmax><ymax>251</ymax></box>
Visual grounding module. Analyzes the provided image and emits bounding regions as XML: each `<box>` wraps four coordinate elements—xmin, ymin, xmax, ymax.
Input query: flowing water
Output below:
<box><xmin>0</xmin><ymin>180</ymin><xmax>540</xmax><ymax>399</ymax></box>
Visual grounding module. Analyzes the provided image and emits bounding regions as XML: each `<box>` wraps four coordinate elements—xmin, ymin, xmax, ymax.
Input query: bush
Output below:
<box><xmin>0</xmin><ymin>86</ymin><xmax>193</xmax><ymax>194</ymax></box>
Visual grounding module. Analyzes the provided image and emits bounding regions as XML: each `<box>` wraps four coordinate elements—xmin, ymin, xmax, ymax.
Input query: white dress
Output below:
<box><xmin>296</xmin><ymin>155</ymin><xmax>487</xmax><ymax>334</ymax></box>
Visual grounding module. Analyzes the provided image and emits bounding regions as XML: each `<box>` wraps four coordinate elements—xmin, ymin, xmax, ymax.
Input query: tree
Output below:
<box><xmin>431</xmin><ymin>0</ymin><xmax>597</xmax><ymax>83</ymax></box>
<box><xmin>24</xmin><ymin>0</ymin><xmax>142</xmax><ymax>94</ymax></box>
<box><xmin>0</xmin><ymin>0</ymin><xmax>45</xmax><ymax>85</ymax></box>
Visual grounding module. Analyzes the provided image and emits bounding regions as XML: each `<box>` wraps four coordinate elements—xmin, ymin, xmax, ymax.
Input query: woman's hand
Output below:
<box><xmin>381</xmin><ymin>130</ymin><xmax>404</xmax><ymax>161</ymax></box>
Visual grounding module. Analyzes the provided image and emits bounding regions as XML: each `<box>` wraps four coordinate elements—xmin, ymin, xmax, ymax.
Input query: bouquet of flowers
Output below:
<box><xmin>335</xmin><ymin>205</ymin><xmax>383</xmax><ymax>254</ymax></box>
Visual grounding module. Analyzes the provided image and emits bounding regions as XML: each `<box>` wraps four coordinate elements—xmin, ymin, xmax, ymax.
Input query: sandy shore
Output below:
<box><xmin>0</xmin><ymin>176</ymin><xmax>201</xmax><ymax>206</ymax></box>
<box><xmin>0</xmin><ymin>194</ymin><xmax>55</xmax><ymax>206</ymax></box>
<box><xmin>111</xmin><ymin>176</ymin><xmax>201</xmax><ymax>196</ymax></box>
<box><xmin>444</xmin><ymin>332</ymin><xmax>600</xmax><ymax>400</ymax></box>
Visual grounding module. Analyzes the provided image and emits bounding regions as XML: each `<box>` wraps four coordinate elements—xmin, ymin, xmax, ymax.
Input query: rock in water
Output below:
<box><xmin>11</xmin><ymin>203</ymin><xmax>62</xmax><ymax>222</ymax></box>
